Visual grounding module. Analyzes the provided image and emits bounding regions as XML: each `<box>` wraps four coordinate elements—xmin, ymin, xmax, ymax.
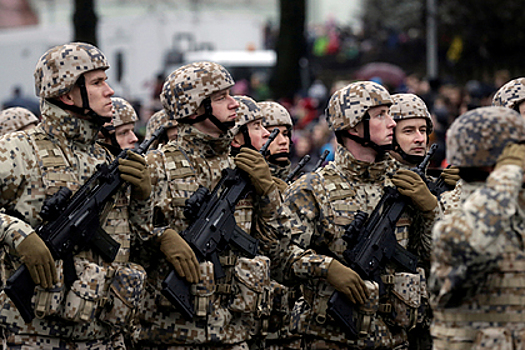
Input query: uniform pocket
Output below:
<box><xmin>33</xmin><ymin>260</ymin><xmax>65</xmax><ymax>319</ymax></box>
<box><xmin>472</xmin><ymin>327</ymin><xmax>513</xmax><ymax>350</ymax></box>
<box><xmin>389</xmin><ymin>272</ymin><xmax>421</xmax><ymax>329</ymax></box>
<box><xmin>99</xmin><ymin>262</ymin><xmax>146</xmax><ymax>329</ymax></box>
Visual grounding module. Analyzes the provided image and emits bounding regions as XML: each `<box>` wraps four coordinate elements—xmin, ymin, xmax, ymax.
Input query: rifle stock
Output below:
<box><xmin>5</xmin><ymin>126</ymin><xmax>164</xmax><ymax>323</ymax></box>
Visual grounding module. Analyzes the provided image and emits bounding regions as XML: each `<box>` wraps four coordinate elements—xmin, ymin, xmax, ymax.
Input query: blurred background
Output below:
<box><xmin>1</xmin><ymin>0</ymin><xmax>525</xmax><ymax>169</ymax></box>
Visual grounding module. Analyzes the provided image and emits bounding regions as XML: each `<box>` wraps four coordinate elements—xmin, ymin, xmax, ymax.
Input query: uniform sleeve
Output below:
<box><xmin>430</xmin><ymin>164</ymin><xmax>523</xmax><ymax>307</ymax></box>
<box><xmin>281</xmin><ymin>173</ymin><xmax>333</xmax><ymax>282</ymax></box>
<box><xmin>0</xmin><ymin>212</ymin><xmax>34</xmax><ymax>250</ymax></box>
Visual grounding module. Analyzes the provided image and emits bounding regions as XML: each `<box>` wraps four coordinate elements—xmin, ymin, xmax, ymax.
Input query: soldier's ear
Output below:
<box><xmin>58</xmin><ymin>91</ymin><xmax>76</xmax><ymax>106</ymax></box>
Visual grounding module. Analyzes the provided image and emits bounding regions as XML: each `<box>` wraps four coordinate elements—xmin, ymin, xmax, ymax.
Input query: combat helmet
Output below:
<box><xmin>259</xmin><ymin>101</ymin><xmax>293</xmax><ymax>164</ymax></box>
<box><xmin>145</xmin><ymin>109</ymin><xmax>177</xmax><ymax>148</ymax></box>
<box><xmin>34</xmin><ymin>42</ymin><xmax>111</xmax><ymax>124</ymax></box>
<box><xmin>229</xmin><ymin>95</ymin><xmax>265</xmax><ymax>155</ymax></box>
<box><xmin>326</xmin><ymin>81</ymin><xmax>393</xmax><ymax>153</ymax></box>
<box><xmin>0</xmin><ymin>107</ymin><xmax>39</xmax><ymax>136</ymax></box>
<box><xmin>112</xmin><ymin>97</ymin><xmax>138</xmax><ymax>127</ymax></box>
<box><xmin>161</xmin><ymin>61</ymin><xmax>235</xmax><ymax>133</ymax></box>
<box><xmin>446</xmin><ymin>106</ymin><xmax>525</xmax><ymax>167</ymax></box>
<box><xmin>492</xmin><ymin>77</ymin><xmax>525</xmax><ymax>111</ymax></box>
<box><xmin>390</xmin><ymin>93</ymin><xmax>434</xmax><ymax>164</ymax></box>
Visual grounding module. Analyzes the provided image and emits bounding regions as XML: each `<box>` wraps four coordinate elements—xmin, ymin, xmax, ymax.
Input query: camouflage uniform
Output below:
<box><xmin>430</xmin><ymin>106</ymin><xmax>525</xmax><ymax>350</ymax></box>
<box><xmin>0</xmin><ymin>107</ymin><xmax>39</xmax><ymax>136</ymax></box>
<box><xmin>282</xmin><ymin>82</ymin><xmax>438</xmax><ymax>350</ymax></box>
<box><xmin>0</xmin><ymin>43</ymin><xmax>150</xmax><ymax>349</ymax></box>
<box><xmin>133</xmin><ymin>62</ymin><xmax>289</xmax><ymax>349</ymax></box>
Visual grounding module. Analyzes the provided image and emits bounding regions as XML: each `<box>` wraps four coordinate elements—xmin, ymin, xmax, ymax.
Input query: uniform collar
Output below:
<box><xmin>178</xmin><ymin>123</ymin><xmax>232</xmax><ymax>157</ymax></box>
<box><xmin>40</xmin><ymin>99</ymin><xmax>101</xmax><ymax>145</ymax></box>
<box><xmin>334</xmin><ymin>143</ymin><xmax>395</xmax><ymax>182</ymax></box>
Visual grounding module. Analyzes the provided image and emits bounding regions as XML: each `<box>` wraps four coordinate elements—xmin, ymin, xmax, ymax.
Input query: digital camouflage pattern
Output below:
<box><xmin>326</xmin><ymin>81</ymin><xmax>392</xmax><ymax>132</ymax></box>
<box><xmin>161</xmin><ymin>61</ymin><xmax>235</xmax><ymax>121</ymax></box>
<box><xmin>282</xmin><ymin>144</ymin><xmax>437</xmax><ymax>349</ymax></box>
<box><xmin>132</xmin><ymin>122</ymin><xmax>290</xmax><ymax>347</ymax></box>
<box><xmin>34</xmin><ymin>43</ymin><xmax>109</xmax><ymax>99</ymax></box>
<box><xmin>111</xmin><ymin>97</ymin><xmax>138</xmax><ymax>127</ymax></box>
<box><xmin>390</xmin><ymin>94</ymin><xmax>433</xmax><ymax>134</ymax></box>
<box><xmin>0</xmin><ymin>107</ymin><xmax>39</xmax><ymax>136</ymax></box>
<box><xmin>230</xmin><ymin>95</ymin><xmax>263</xmax><ymax>137</ymax></box>
<box><xmin>492</xmin><ymin>77</ymin><xmax>525</xmax><ymax>110</ymax></box>
<box><xmin>430</xmin><ymin>163</ymin><xmax>525</xmax><ymax>350</ymax></box>
<box><xmin>446</xmin><ymin>106</ymin><xmax>525</xmax><ymax>167</ymax></box>
<box><xmin>0</xmin><ymin>99</ymin><xmax>150</xmax><ymax>343</ymax></box>
<box><xmin>259</xmin><ymin>101</ymin><xmax>293</xmax><ymax>129</ymax></box>
<box><xmin>145</xmin><ymin>109</ymin><xmax>177</xmax><ymax>141</ymax></box>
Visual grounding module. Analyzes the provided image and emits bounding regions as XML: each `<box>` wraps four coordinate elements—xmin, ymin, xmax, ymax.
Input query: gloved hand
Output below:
<box><xmin>16</xmin><ymin>233</ymin><xmax>57</xmax><ymax>289</ymax></box>
<box><xmin>118</xmin><ymin>150</ymin><xmax>152</xmax><ymax>200</ymax></box>
<box><xmin>440</xmin><ymin>166</ymin><xmax>460</xmax><ymax>186</ymax></box>
<box><xmin>392</xmin><ymin>169</ymin><xmax>438</xmax><ymax>212</ymax></box>
<box><xmin>159</xmin><ymin>229</ymin><xmax>201</xmax><ymax>284</ymax></box>
<box><xmin>495</xmin><ymin>143</ymin><xmax>525</xmax><ymax>170</ymax></box>
<box><xmin>326</xmin><ymin>259</ymin><xmax>369</xmax><ymax>304</ymax></box>
<box><xmin>234</xmin><ymin>148</ymin><xmax>276</xmax><ymax>196</ymax></box>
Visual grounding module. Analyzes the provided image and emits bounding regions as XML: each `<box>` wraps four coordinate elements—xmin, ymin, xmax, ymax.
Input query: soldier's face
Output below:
<box><xmin>394</xmin><ymin>118</ymin><xmax>427</xmax><ymax>156</ymax></box>
<box><xmin>267</xmin><ymin>125</ymin><xmax>291</xmax><ymax>161</ymax></box>
<box><xmin>245</xmin><ymin>119</ymin><xmax>271</xmax><ymax>150</ymax></box>
<box><xmin>196</xmin><ymin>89</ymin><xmax>239</xmax><ymax>136</ymax></box>
<box><xmin>70</xmin><ymin>69</ymin><xmax>114</xmax><ymax>118</ymax></box>
<box><xmin>367</xmin><ymin>105</ymin><xmax>396</xmax><ymax>146</ymax></box>
<box><xmin>115</xmin><ymin>123</ymin><xmax>138</xmax><ymax>149</ymax></box>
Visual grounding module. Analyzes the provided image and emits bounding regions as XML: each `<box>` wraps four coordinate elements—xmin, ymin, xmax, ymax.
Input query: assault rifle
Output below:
<box><xmin>326</xmin><ymin>143</ymin><xmax>437</xmax><ymax>338</ymax></box>
<box><xmin>285</xmin><ymin>155</ymin><xmax>311</xmax><ymax>184</ymax></box>
<box><xmin>5</xmin><ymin>126</ymin><xmax>164</xmax><ymax>324</ymax></box>
<box><xmin>161</xmin><ymin>128</ymin><xmax>280</xmax><ymax>320</ymax></box>
<box><xmin>313</xmin><ymin>150</ymin><xmax>330</xmax><ymax>171</ymax></box>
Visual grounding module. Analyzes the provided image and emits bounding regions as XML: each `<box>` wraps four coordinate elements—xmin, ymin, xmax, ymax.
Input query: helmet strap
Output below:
<box><xmin>340</xmin><ymin>113</ymin><xmax>393</xmax><ymax>155</ymax></box>
<box><xmin>180</xmin><ymin>98</ymin><xmax>234</xmax><ymax>133</ymax></box>
<box><xmin>268</xmin><ymin>152</ymin><xmax>291</xmax><ymax>166</ymax></box>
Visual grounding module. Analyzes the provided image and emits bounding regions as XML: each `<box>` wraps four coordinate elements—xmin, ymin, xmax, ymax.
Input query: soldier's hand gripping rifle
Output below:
<box><xmin>5</xmin><ymin>126</ymin><xmax>165</xmax><ymax>324</ymax></box>
<box><xmin>161</xmin><ymin>128</ymin><xmax>280</xmax><ymax>320</ymax></box>
<box><xmin>326</xmin><ymin>144</ymin><xmax>437</xmax><ymax>338</ymax></box>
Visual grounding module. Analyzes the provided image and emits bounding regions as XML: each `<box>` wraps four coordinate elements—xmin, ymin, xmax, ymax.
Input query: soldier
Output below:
<box><xmin>133</xmin><ymin>61</ymin><xmax>289</xmax><ymax>349</ymax></box>
<box><xmin>429</xmin><ymin>106</ymin><xmax>525</xmax><ymax>350</ymax></box>
<box><xmin>230</xmin><ymin>95</ymin><xmax>271</xmax><ymax>156</ymax></box>
<box><xmin>0</xmin><ymin>42</ymin><xmax>152</xmax><ymax>349</ymax></box>
<box><xmin>0</xmin><ymin>106</ymin><xmax>39</xmax><ymax>136</ymax></box>
<box><xmin>258</xmin><ymin>101</ymin><xmax>294</xmax><ymax>191</ymax></box>
<box><xmin>144</xmin><ymin>109</ymin><xmax>178</xmax><ymax>149</ymax></box>
<box><xmin>282</xmin><ymin>81</ymin><xmax>440</xmax><ymax>350</ymax></box>
<box><xmin>100</xmin><ymin>97</ymin><xmax>140</xmax><ymax>151</ymax></box>
<box><xmin>492</xmin><ymin>77</ymin><xmax>525</xmax><ymax>117</ymax></box>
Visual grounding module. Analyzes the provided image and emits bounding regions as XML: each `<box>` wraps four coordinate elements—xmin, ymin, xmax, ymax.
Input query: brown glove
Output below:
<box><xmin>118</xmin><ymin>150</ymin><xmax>152</xmax><ymax>200</ymax></box>
<box><xmin>16</xmin><ymin>233</ymin><xmax>57</xmax><ymax>289</ymax></box>
<box><xmin>392</xmin><ymin>169</ymin><xmax>438</xmax><ymax>212</ymax></box>
<box><xmin>326</xmin><ymin>259</ymin><xmax>369</xmax><ymax>304</ymax></box>
<box><xmin>495</xmin><ymin>143</ymin><xmax>525</xmax><ymax>170</ymax></box>
<box><xmin>234</xmin><ymin>147</ymin><xmax>276</xmax><ymax>196</ymax></box>
<box><xmin>440</xmin><ymin>166</ymin><xmax>460</xmax><ymax>187</ymax></box>
<box><xmin>159</xmin><ymin>229</ymin><xmax>201</xmax><ymax>284</ymax></box>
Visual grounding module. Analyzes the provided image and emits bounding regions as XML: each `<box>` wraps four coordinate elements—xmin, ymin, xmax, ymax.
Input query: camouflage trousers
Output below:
<box><xmin>133</xmin><ymin>342</ymin><xmax>249</xmax><ymax>350</ymax></box>
<box><xmin>4</xmin><ymin>333</ymin><xmax>125</xmax><ymax>350</ymax></box>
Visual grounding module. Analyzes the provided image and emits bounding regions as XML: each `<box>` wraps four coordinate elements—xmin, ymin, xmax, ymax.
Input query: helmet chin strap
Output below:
<box><xmin>268</xmin><ymin>152</ymin><xmax>290</xmax><ymax>166</ymax></box>
<box><xmin>182</xmin><ymin>98</ymin><xmax>235</xmax><ymax>133</ymax></box>
<box><xmin>51</xmin><ymin>75</ymin><xmax>111</xmax><ymax>126</ymax></box>
<box><xmin>342</xmin><ymin>113</ymin><xmax>393</xmax><ymax>155</ymax></box>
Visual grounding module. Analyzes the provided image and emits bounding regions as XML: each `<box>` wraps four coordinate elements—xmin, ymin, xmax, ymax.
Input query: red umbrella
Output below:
<box><xmin>354</xmin><ymin>62</ymin><xmax>406</xmax><ymax>88</ymax></box>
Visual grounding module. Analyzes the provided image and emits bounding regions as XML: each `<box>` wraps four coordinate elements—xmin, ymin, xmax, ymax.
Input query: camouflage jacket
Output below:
<box><xmin>0</xmin><ymin>100</ymin><xmax>150</xmax><ymax>340</ymax></box>
<box><xmin>430</xmin><ymin>164</ymin><xmax>525</xmax><ymax>349</ymax></box>
<box><xmin>282</xmin><ymin>144</ymin><xmax>438</xmax><ymax>348</ymax></box>
<box><xmin>133</xmin><ymin>123</ymin><xmax>290</xmax><ymax>345</ymax></box>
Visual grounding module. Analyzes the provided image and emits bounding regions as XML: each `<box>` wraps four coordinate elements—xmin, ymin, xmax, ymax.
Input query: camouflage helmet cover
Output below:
<box><xmin>326</xmin><ymin>81</ymin><xmax>392</xmax><ymax>132</ymax></box>
<box><xmin>111</xmin><ymin>97</ymin><xmax>138</xmax><ymax>127</ymax></box>
<box><xmin>230</xmin><ymin>95</ymin><xmax>263</xmax><ymax>137</ymax></box>
<box><xmin>0</xmin><ymin>107</ymin><xmax>39</xmax><ymax>136</ymax></box>
<box><xmin>160</xmin><ymin>61</ymin><xmax>235</xmax><ymax>121</ymax></box>
<box><xmin>145</xmin><ymin>109</ymin><xmax>178</xmax><ymax>140</ymax></box>
<box><xmin>390</xmin><ymin>93</ymin><xmax>434</xmax><ymax>134</ymax></box>
<box><xmin>258</xmin><ymin>101</ymin><xmax>293</xmax><ymax>129</ymax></box>
<box><xmin>34</xmin><ymin>42</ymin><xmax>109</xmax><ymax>99</ymax></box>
<box><xmin>492</xmin><ymin>77</ymin><xmax>525</xmax><ymax>110</ymax></box>
<box><xmin>446</xmin><ymin>106</ymin><xmax>525</xmax><ymax>167</ymax></box>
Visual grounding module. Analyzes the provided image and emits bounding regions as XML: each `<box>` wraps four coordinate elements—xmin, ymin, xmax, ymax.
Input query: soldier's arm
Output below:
<box><xmin>431</xmin><ymin>163</ymin><xmax>523</xmax><ymax>304</ymax></box>
<box><xmin>281</xmin><ymin>173</ymin><xmax>333</xmax><ymax>283</ymax></box>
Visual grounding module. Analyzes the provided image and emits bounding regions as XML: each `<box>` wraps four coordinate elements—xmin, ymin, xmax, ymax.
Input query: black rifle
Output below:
<box><xmin>313</xmin><ymin>150</ymin><xmax>330</xmax><ymax>171</ymax></box>
<box><xmin>326</xmin><ymin>144</ymin><xmax>437</xmax><ymax>338</ymax></box>
<box><xmin>428</xmin><ymin>164</ymin><xmax>456</xmax><ymax>197</ymax></box>
<box><xmin>285</xmin><ymin>155</ymin><xmax>311</xmax><ymax>184</ymax></box>
<box><xmin>5</xmin><ymin>126</ymin><xmax>165</xmax><ymax>324</ymax></box>
<box><xmin>161</xmin><ymin>128</ymin><xmax>280</xmax><ymax>320</ymax></box>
